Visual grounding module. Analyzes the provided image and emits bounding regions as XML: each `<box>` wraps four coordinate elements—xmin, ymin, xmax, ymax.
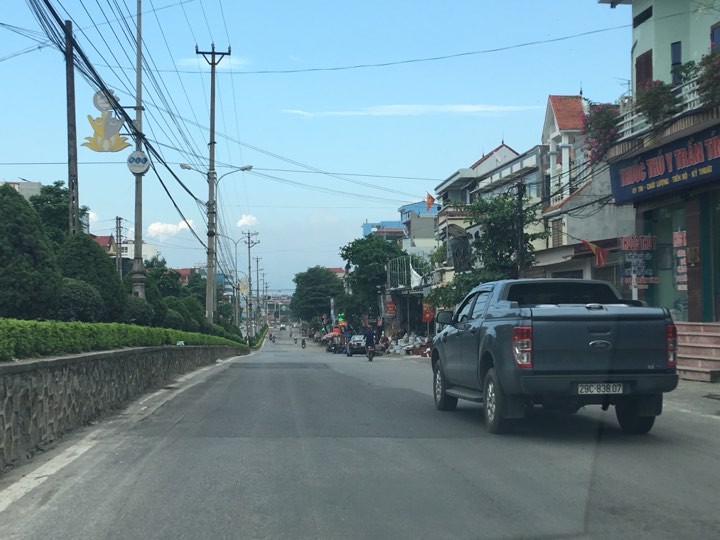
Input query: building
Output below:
<box><xmin>399</xmin><ymin>201</ymin><xmax>440</xmax><ymax>257</ymax></box>
<box><xmin>119</xmin><ymin>240</ymin><xmax>158</xmax><ymax>261</ymax></box>
<box><xmin>600</xmin><ymin>0</ymin><xmax>720</xmax><ymax>380</ymax></box>
<box><xmin>0</xmin><ymin>180</ymin><xmax>42</xmax><ymax>200</ymax></box>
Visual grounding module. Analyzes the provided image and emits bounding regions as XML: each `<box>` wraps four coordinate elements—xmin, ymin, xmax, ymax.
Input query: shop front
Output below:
<box><xmin>610</xmin><ymin>126</ymin><xmax>720</xmax><ymax>323</ymax></box>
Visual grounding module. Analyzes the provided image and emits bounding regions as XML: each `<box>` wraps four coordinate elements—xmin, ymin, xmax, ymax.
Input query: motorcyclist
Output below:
<box><xmin>301</xmin><ymin>338</ymin><xmax>306</xmax><ymax>348</ymax></box>
<box><xmin>364</xmin><ymin>327</ymin><xmax>376</xmax><ymax>360</ymax></box>
<box><xmin>294</xmin><ymin>337</ymin><xmax>298</xmax><ymax>345</ymax></box>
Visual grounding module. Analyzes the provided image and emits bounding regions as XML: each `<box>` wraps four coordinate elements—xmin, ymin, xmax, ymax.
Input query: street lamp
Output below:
<box><xmin>179</xmin><ymin>163</ymin><xmax>253</xmax><ymax>324</ymax></box>
<box><xmin>216</xmin><ymin>233</ymin><xmax>244</xmax><ymax>330</ymax></box>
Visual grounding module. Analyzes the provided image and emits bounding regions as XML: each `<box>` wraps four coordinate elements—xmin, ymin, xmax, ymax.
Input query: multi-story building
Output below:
<box><xmin>600</xmin><ymin>0</ymin><xmax>720</xmax><ymax>380</ymax></box>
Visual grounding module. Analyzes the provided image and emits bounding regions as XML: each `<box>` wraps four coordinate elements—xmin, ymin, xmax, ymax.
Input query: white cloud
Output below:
<box><xmin>147</xmin><ymin>220</ymin><xmax>192</xmax><ymax>238</ymax></box>
<box><xmin>88</xmin><ymin>211</ymin><xmax>99</xmax><ymax>224</ymax></box>
<box><xmin>236</xmin><ymin>214</ymin><xmax>258</xmax><ymax>227</ymax></box>
<box><xmin>282</xmin><ymin>103</ymin><xmax>542</xmax><ymax>117</ymax></box>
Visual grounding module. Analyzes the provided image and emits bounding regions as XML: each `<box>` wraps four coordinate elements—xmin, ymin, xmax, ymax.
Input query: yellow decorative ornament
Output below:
<box><xmin>82</xmin><ymin>90</ymin><xmax>131</xmax><ymax>152</ymax></box>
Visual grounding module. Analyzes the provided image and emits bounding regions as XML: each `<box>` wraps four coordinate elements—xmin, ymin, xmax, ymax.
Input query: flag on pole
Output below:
<box><xmin>426</xmin><ymin>192</ymin><xmax>436</xmax><ymax>211</ymax></box>
<box><xmin>581</xmin><ymin>239</ymin><xmax>608</xmax><ymax>267</ymax></box>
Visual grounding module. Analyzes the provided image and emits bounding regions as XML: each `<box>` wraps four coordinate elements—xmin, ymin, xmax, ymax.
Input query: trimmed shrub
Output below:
<box><xmin>125</xmin><ymin>295</ymin><xmax>155</xmax><ymax>326</ymax></box>
<box><xmin>54</xmin><ymin>277</ymin><xmax>105</xmax><ymax>322</ymax></box>
<box><xmin>163</xmin><ymin>308</ymin><xmax>185</xmax><ymax>330</ymax></box>
<box><xmin>0</xmin><ymin>318</ymin><xmax>247</xmax><ymax>361</ymax></box>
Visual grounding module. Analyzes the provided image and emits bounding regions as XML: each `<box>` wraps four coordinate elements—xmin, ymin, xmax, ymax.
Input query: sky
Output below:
<box><xmin>1</xmin><ymin>0</ymin><xmax>634</xmax><ymax>293</ymax></box>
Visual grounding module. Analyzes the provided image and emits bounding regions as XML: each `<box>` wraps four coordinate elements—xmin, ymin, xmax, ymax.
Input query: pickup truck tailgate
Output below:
<box><xmin>529</xmin><ymin>305</ymin><xmax>670</xmax><ymax>373</ymax></box>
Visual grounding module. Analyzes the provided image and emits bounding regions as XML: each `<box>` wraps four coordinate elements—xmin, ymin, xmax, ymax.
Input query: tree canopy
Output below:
<box><xmin>340</xmin><ymin>235</ymin><xmax>405</xmax><ymax>319</ymax></box>
<box><xmin>0</xmin><ymin>184</ymin><xmax>62</xmax><ymax>319</ymax></box>
<box><xmin>29</xmin><ymin>180</ymin><xmax>89</xmax><ymax>248</ymax></box>
<box><xmin>57</xmin><ymin>233</ymin><xmax>127</xmax><ymax>322</ymax></box>
<box><xmin>290</xmin><ymin>266</ymin><xmax>344</xmax><ymax>322</ymax></box>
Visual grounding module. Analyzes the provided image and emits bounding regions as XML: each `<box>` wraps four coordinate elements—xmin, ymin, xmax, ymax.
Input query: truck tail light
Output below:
<box><xmin>512</xmin><ymin>326</ymin><xmax>533</xmax><ymax>369</ymax></box>
<box><xmin>666</xmin><ymin>324</ymin><xmax>677</xmax><ymax>368</ymax></box>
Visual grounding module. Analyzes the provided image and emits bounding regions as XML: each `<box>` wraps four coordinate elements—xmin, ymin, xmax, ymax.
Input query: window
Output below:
<box><xmin>471</xmin><ymin>291</ymin><xmax>491</xmax><ymax>319</ymax></box>
<box><xmin>712</xmin><ymin>23</ymin><xmax>720</xmax><ymax>53</ymax></box>
<box><xmin>551</xmin><ymin>218</ymin><xmax>564</xmax><ymax>247</ymax></box>
<box><xmin>671</xmin><ymin>42</ymin><xmax>682</xmax><ymax>86</ymax></box>
<box><xmin>635</xmin><ymin>50</ymin><xmax>653</xmax><ymax>90</ymax></box>
<box><xmin>455</xmin><ymin>293</ymin><xmax>476</xmax><ymax>323</ymax></box>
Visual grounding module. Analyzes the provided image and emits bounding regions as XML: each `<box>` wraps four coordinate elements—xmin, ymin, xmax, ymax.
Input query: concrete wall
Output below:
<box><xmin>0</xmin><ymin>346</ymin><xmax>244</xmax><ymax>472</ymax></box>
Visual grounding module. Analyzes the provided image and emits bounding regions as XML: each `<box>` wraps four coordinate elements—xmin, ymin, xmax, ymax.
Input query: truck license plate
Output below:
<box><xmin>577</xmin><ymin>383</ymin><xmax>624</xmax><ymax>395</ymax></box>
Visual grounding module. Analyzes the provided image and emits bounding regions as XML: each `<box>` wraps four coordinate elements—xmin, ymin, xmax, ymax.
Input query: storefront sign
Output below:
<box><xmin>422</xmin><ymin>303</ymin><xmax>435</xmax><ymax>323</ymax></box>
<box><xmin>619</xmin><ymin>235</ymin><xmax>659</xmax><ymax>289</ymax></box>
<box><xmin>673</xmin><ymin>230</ymin><xmax>688</xmax><ymax>291</ymax></box>
<box><xmin>610</xmin><ymin>126</ymin><xmax>720</xmax><ymax>203</ymax></box>
<box><xmin>385</xmin><ymin>299</ymin><xmax>396</xmax><ymax>317</ymax></box>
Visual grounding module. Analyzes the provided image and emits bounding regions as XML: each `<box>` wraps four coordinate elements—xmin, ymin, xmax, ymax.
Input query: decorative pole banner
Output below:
<box><xmin>82</xmin><ymin>90</ymin><xmax>130</xmax><ymax>152</ymax></box>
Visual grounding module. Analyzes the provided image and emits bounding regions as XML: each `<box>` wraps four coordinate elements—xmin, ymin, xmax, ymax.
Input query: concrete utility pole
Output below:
<box><xmin>131</xmin><ymin>0</ymin><xmax>146</xmax><ymax>299</ymax></box>
<box><xmin>516</xmin><ymin>181</ymin><xmax>526</xmax><ymax>279</ymax></box>
<box><xmin>197</xmin><ymin>44</ymin><xmax>231</xmax><ymax>324</ymax></box>
<box><xmin>64</xmin><ymin>20</ymin><xmax>79</xmax><ymax>236</ymax></box>
<box><xmin>254</xmin><ymin>257</ymin><xmax>262</xmax><ymax>331</ymax></box>
<box><xmin>115</xmin><ymin>216</ymin><xmax>123</xmax><ymax>276</ymax></box>
<box><xmin>243</xmin><ymin>231</ymin><xmax>259</xmax><ymax>337</ymax></box>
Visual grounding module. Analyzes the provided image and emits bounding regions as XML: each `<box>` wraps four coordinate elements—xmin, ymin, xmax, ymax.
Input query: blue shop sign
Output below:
<box><xmin>610</xmin><ymin>126</ymin><xmax>720</xmax><ymax>204</ymax></box>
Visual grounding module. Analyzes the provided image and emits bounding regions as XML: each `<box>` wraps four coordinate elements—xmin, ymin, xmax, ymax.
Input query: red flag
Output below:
<box><xmin>425</xmin><ymin>192</ymin><xmax>435</xmax><ymax>211</ymax></box>
<box><xmin>581</xmin><ymin>239</ymin><xmax>608</xmax><ymax>267</ymax></box>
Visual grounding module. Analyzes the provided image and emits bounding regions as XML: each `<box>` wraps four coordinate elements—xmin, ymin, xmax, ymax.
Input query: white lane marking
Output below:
<box><xmin>0</xmin><ymin>440</ymin><xmax>96</xmax><ymax>513</ymax></box>
<box><xmin>665</xmin><ymin>404</ymin><xmax>720</xmax><ymax>420</ymax></box>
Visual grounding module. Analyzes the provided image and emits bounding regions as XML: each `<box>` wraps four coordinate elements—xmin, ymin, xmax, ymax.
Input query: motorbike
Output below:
<box><xmin>366</xmin><ymin>345</ymin><xmax>375</xmax><ymax>362</ymax></box>
<box><xmin>301</xmin><ymin>338</ymin><xmax>306</xmax><ymax>349</ymax></box>
<box><xmin>294</xmin><ymin>337</ymin><xmax>298</xmax><ymax>345</ymax></box>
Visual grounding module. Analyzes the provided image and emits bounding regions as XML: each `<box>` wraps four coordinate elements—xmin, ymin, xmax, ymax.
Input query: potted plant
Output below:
<box><xmin>635</xmin><ymin>80</ymin><xmax>678</xmax><ymax>126</ymax></box>
<box><xmin>697</xmin><ymin>51</ymin><xmax>720</xmax><ymax>108</ymax></box>
<box><xmin>582</xmin><ymin>102</ymin><xmax>619</xmax><ymax>164</ymax></box>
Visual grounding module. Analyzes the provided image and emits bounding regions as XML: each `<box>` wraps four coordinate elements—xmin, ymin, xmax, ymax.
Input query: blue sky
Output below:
<box><xmin>1</xmin><ymin>0</ymin><xmax>633</xmax><ymax>292</ymax></box>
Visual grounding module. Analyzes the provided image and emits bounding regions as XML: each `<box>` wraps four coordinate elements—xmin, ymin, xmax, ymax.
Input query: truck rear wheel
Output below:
<box><xmin>483</xmin><ymin>368</ymin><xmax>508</xmax><ymax>434</ymax></box>
<box><xmin>615</xmin><ymin>400</ymin><xmax>656</xmax><ymax>434</ymax></box>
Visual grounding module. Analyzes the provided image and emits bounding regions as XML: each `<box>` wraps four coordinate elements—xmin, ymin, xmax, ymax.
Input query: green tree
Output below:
<box><xmin>53</xmin><ymin>277</ymin><xmax>104</xmax><ymax>322</ymax></box>
<box><xmin>426</xmin><ymin>194</ymin><xmax>546</xmax><ymax>308</ymax></box>
<box><xmin>290</xmin><ymin>266</ymin><xmax>344</xmax><ymax>322</ymax></box>
<box><xmin>145</xmin><ymin>256</ymin><xmax>183</xmax><ymax>298</ymax></box>
<box><xmin>340</xmin><ymin>235</ymin><xmax>405</xmax><ymax>318</ymax></box>
<box><xmin>57</xmin><ymin>233</ymin><xmax>127</xmax><ymax>321</ymax></box>
<box><xmin>124</xmin><ymin>295</ymin><xmax>155</xmax><ymax>326</ymax></box>
<box><xmin>0</xmin><ymin>184</ymin><xmax>62</xmax><ymax>319</ymax></box>
<box><xmin>29</xmin><ymin>180</ymin><xmax>89</xmax><ymax>249</ymax></box>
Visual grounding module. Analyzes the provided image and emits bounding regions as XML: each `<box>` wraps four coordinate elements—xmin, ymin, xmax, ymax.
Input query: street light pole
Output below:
<box><xmin>180</xmin><ymin>163</ymin><xmax>251</xmax><ymax>324</ymax></box>
<box><xmin>216</xmin><ymin>233</ymin><xmax>243</xmax><ymax>329</ymax></box>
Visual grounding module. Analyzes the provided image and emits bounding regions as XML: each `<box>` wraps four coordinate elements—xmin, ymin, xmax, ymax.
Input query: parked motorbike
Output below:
<box><xmin>366</xmin><ymin>345</ymin><xmax>375</xmax><ymax>362</ymax></box>
<box><xmin>301</xmin><ymin>338</ymin><xmax>306</xmax><ymax>348</ymax></box>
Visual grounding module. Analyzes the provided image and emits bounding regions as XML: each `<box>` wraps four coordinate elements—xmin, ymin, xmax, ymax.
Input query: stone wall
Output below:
<box><xmin>0</xmin><ymin>346</ymin><xmax>243</xmax><ymax>472</ymax></box>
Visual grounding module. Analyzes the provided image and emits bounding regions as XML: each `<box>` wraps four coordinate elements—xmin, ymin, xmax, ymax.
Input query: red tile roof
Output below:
<box><xmin>549</xmin><ymin>95</ymin><xmax>584</xmax><ymax>131</ymax></box>
<box><xmin>92</xmin><ymin>235</ymin><xmax>113</xmax><ymax>249</ymax></box>
<box><xmin>469</xmin><ymin>143</ymin><xmax>518</xmax><ymax>170</ymax></box>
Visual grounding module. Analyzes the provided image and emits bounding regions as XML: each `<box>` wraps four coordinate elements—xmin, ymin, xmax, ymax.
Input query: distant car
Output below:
<box><xmin>346</xmin><ymin>335</ymin><xmax>366</xmax><ymax>357</ymax></box>
<box><xmin>279</xmin><ymin>324</ymin><xmax>286</xmax><ymax>330</ymax></box>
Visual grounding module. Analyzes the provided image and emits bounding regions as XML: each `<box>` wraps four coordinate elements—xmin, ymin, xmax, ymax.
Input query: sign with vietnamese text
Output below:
<box><xmin>619</xmin><ymin>235</ymin><xmax>659</xmax><ymax>289</ymax></box>
<box><xmin>610</xmin><ymin>126</ymin><xmax>720</xmax><ymax>203</ymax></box>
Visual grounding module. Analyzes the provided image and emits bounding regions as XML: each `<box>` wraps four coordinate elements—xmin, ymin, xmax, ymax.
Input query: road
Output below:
<box><xmin>1</xmin><ymin>332</ymin><xmax>719</xmax><ymax>539</ymax></box>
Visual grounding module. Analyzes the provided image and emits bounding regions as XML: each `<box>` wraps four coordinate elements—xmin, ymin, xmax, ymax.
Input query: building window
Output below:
<box><xmin>633</xmin><ymin>6</ymin><xmax>652</xmax><ymax>28</ymax></box>
<box><xmin>551</xmin><ymin>218</ymin><xmax>564</xmax><ymax>247</ymax></box>
<box><xmin>712</xmin><ymin>23</ymin><xmax>720</xmax><ymax>53</ymax></box>
<box><xmin>635</xmin><ymin>50</ymin><xmax>653</xmax><ymax>90</ymax></box>
<box><xmin>671</xmin><ymin>41</ymin><xmax>682</xmax><ymax>86</ymax></box>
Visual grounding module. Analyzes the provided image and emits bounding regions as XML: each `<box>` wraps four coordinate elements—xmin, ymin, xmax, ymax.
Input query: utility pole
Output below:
<box><xmin>64</xmin><ymin>20</ymin><xmax>79</xmax><ymax>236</ymax></box>
<box><xmin>130</xmin><ymin>0</ymin><xmax>146</xmax><ymax>299</ymax></box>
<box><xmin>197</xmin><ymin>44</ymin><xmax>231</xmax><ymax>325</ymax></box>
<box><xmin>115</xmin><ymin>216</ymin><xmax>123</xmax><ymax>276</ymax></box>
<box><xmin>243</xmin><ymin>231</ymin><xmax>259</xmax><ymax>337</ymax></box>
<box><xmin>516</xmin><ymin>181</ymin><xmax>526</xmax><ymax>279</ymax></box>
<box><xmin>254</xmin><ymin>257</ymin><xmax>262</xmax><ymax>331</ymax></box>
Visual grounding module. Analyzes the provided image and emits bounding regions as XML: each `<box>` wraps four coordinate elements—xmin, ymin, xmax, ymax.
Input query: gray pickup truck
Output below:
<box><xmin>432</xmin><ymin>279</ymin><xmax>678</xmax><ymax>434</ymax></box>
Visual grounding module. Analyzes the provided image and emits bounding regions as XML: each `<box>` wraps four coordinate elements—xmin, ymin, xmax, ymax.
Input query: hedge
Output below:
<box><xmin>0</xmin><ymin>318</ymin><xmax>247</xmax><ymax>362</ymax></box>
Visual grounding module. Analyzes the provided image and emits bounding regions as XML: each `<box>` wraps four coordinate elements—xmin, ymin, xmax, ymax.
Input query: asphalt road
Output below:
<box><xmin>1</xmin><ymin>332</ymin><xmax>719</xmax><ymax>539</ymax></box>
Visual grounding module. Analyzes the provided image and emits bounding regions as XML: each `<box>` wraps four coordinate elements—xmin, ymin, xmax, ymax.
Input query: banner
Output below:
<box><xmin>422</xmin><ymin>303</ymin><xmax>435</xmax><ymax>323</ymax></box>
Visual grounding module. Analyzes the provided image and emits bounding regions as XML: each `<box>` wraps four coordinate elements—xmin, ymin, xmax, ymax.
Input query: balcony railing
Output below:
<box><xmin>617</xmin><ymin>78</ymin><xmax>701</xmax><ymax>141</ymax></box>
